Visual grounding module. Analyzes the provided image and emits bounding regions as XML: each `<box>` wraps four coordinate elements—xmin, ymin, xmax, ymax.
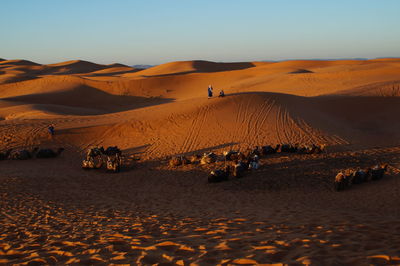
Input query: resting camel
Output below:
<box><xmin>334</xmin><ymin>169</ymin><xmax>353</xmax><ymax>191</ymax></box>
<box><xmin>312</xmin><ymin>144</ymin><xmax>326</xmax><ymax>154</ymax></box>
<box><xmin>200</xmin><ymin>152</ymin><xmax>217</xmax><ymax>165</ymax></box>
<box><xmin>223</xmin><ymin>150</ymin><xmax>239</xmax><ymax>161</ymax></box>
<box><xmin>169</xmin><ymin>157</ymin><xmax>182</xmax><ymax>167</ymax></box>
<box><xmin>102</xmin><ymin>146</ymin><xmax>121</xmax><ymax>157</ymax></box>
<box><xmin>82</xmin><ymin>147</ymin><xmax>104</xmax><ymax>169</ymax></box>
<box><xmin>233</xmin><ymin>160</ymin><xmax>247</xmax><ymax>178</ymax></box>
<box><xmin>106</xmin><ymin>155</ymin><xmax>121</xmax><ymax>173</ymax></box>
<box><xmin>208</xmin><ymin>166</ymin><xmax>230</xmax><ymax>183</ymax></box>
<box><xmin>280</xmin><ymin>144</ymin><xmax>297</xmax><ymax>153</ymax></box>
<box><xmin>0</xmin><ymin>149</ymin><xmax>12</xmax><ymax>160</ymax></box>
<box><xmin>297</xmin><ymin>145</ymin><xmax>311</xmax><ymax>154</ymax></box>
<box><xmin>35</xmin><ymin>148</ymin><xmax>64</xmax><ymax>158</ymax></box>
<box><xmin>296</xmin><ymin>144</ymin><xmax>326</xmax><ymax>154</ymax></box>
<box><xmin>370</xmin><ymin>164</ymin><xmax>388</xmax><ymax>180</ymax></box>
<box><xmin>351</xmin><ymin>168</ymin><xmax>370</xmax><ymax>184</ymax></box>
<box><xmin>334</xmin><ymin>172</ymin><xmax>346</xmax><ymax>191</ymax></box>
<box><xmin>261</xmin><ymin>144</ymin><xmax>280</xmax><ymax>156</ymax></box>
<box><xmin>169</xmin><ymin>156</ymin><xmax>189</xmax><ymax>167</ymax></box>
<box><xmin>226</xmin><ymin>151</ymin><xmax>245</xmax><ymax>162</ymax></box>
<box><xmin>10</xmin><ymin>148</ymin><xmax>38</xmax><ymax>160</ymax></box>
<box><xmin>101</xmin><ymin>146</ymin><xmax>123</xmax><ymax>172</ymax></box>
<box><xmin>189</xmin><ymin>154</ymin><xmax>201</xmax><ymax>164</ymax></box>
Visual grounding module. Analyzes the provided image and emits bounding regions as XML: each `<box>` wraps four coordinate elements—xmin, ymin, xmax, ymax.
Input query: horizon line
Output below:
<box><xmin>1</xmin><ymin>56</ymin><xmax>399</xmax><ymax>66</ymax></box>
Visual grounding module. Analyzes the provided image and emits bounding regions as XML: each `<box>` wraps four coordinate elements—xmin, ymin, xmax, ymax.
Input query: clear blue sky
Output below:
<box><xmin>1</xmin><ymin>0</ymin><xmax>400</xmax><ymax>65</ymax></box>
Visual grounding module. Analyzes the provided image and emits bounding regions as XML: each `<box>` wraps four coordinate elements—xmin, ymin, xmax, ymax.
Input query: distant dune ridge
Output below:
<box><xmin>0</xmin><ymin>57</ymin><xmax>400</xmax><ymax>153</ymax></box>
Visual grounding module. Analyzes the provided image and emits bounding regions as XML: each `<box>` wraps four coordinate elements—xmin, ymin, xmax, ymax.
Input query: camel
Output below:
<box><xmin>0</xmin><ymin>149</ymin><xmax>12</xmax><ymax>160</ymax></box>
<box><xmin>102</xmin><ymin>146</ymin><xmax>121</xmax><ymax>157</ymax></box>
<box><xmin>223</xmin><ymin>150</ymin><xmax>239</xmax><ymax>161</ymax></box>
<box><xmin>169</xmin><ymin>156</ymin><xmax>189</xmax><ymax>167</ymax></box>
<box><xmin>227</xmin><ymin>151</ymin><xmax>245</xmax><ymax>162</ymax></box>
<box><xmin>312</xmin><ymin>144</ymin><xmax>326</xmax><ymax>154</ymax></box>
<box><xmin>334</xmin><ymin>172</ymin><xmax>346</xmax><ymax>191</ymax></box>
<box><xmin>296</xmin><ymin>144</ymin><xmax>326</xmax><ymax>154</ymax></box>
<box><xmin>280</xmin><ymin>144</ymin><xmax>297</xmax><ymax>153</ymax></box>
<box><xmin>82</xmin><ymin>147</ymin><xmax>104</xmax><ymax>169</ymax></box>
<box><xmin>169</xmin><ymin>156</ymin><xmax>182</xmax><ymax>167</ymax></box>
<box><xmin>371</xmin><ymin>164</ymin><xmax>388</xmax><ymax>180</ymax></box>
<box><xmin>101</xmin><ymin>146</ymin><xmax>123</xmax><ymax>172</ymax></box>
<box><xmin>208</xmin><ymin>166</ymin><xmax>230</xmax><ymax>183</ymax></box>
<box><xmin>35</xmin><ymin>148</ymin><xmax>64</xmax><ymax>158</ymax></box>
<box><xmin>189</xmin><ymin>154</ymin><xmax>201</xmax><ymax>164</ymax></box>
<box><xmin>200</xmin><ymin>152</ymin><xmax>217</xmax><ymax>165</ymax></box>
<box><xmin>106</xmin><ymin>155</ymin><xmax>121</xmax><ymax>173</ymax></box>
<box><xmin>261</xmin><ymin>144</ymin><xmax>280</xmax><ymax>156</ymax></box>
<box><xmin>344</xmin><ymin>169</ymin><xmax>355</xmax><ymax>188</ymax></box>
<box><xmin>10</xmin><ymin>148</ymin><xmax>38</xmax><ymax>160</ymax></box>
<box><xmin>334</xmin><ymin>169</ymin><xmax>353</xmax><ymax>191</ymax></box>
<box><xmin>297</xmin><ymin>145</ymin><xmax>312</xmax><ymax>154</ymax></box>
<box><xmin>86</xmin><ymin>146</ymin><xmax>104</xmax><ymax>158</ymax></box>
<box><xmin>233</xmin><ymin>160</ymin><xmax>247</xmax><ymax>178</ymax></box>
<box><xmin>82</xmin><ymin>158</ymin><xmax>102</xmax><ymax>169</ymax></box>
<box><xmin>351</xmin><ymin>168</ymin><xmax>370</xmax><ymax>184</ymax></box>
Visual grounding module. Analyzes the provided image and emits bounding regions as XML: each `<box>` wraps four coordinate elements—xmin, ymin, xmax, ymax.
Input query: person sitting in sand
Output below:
<box><xmin>207</xmin><ymin>85</ymin><xmax>213</xmax><ymax>98</ymax></box>
<box><xmin>218</xmin><ymin>90</ymin><xmax>225</xmax><ymax>97</ymax></box>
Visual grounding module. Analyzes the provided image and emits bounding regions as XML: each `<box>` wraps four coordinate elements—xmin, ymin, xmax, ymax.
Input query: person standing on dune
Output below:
<box><xmin>48</xmin><ymin>124</ymin><xmax>55</xmax><ymax>139</ymax></box>
<box><xmin>208</xmin><ymin>85</ymin><xmax>213</xmax><ymax>98</ymax></box>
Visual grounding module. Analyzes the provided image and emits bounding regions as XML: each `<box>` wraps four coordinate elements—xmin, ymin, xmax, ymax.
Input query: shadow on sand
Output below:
<box><xmin>2</xmin><ymin>85</ymin><xmax>175</xmax><ymax>115</ymax></box>
<box><xmin>141</xmin><ymin>61</ymin><xmax>256</xmax><ymax>78</ymax></box>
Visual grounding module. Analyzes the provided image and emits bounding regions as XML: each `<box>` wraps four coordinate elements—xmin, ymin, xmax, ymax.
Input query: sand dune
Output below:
<box><xmin>333</xmin><ymin>80</ymin><xmax>400</xmax><ymax>96</ymax></box>
<box><xmin>44</xmin><ymin>60</ymin><xmax>108</xmax><ymax>74</ymax></box>
<box><xmin>125</xmin><ymin>60</ymin><xmax>259</xmax><ymax>77</ymax></box>
<box><xmin>86</xmin><ymin>66</ymin><xmax>139</xmax><ymax>76</ymax></box>
<box><xmin>1</xmin><ymin>58</ymin><xmax>400</xmax><ymax>151</ymax></box>
<box><xmin>0</xmin><ymin>59</ymin><xmax>41</xmax><ymax>66</ymax></box>
<box><xmin>0</xmin><ymin>60</ymin><xmax>138</xmax><ymax>85</ymax></box>
<box><xmin>0</xmin><ymin>58</ymin><xmax>400</xmax><ymax>264</ymax></box>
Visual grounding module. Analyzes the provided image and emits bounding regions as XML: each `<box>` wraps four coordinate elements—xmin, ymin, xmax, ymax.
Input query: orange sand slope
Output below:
<box><xmin>0</xmin><ymin>58</ymin><xmax>399</xmax><ymax>155</ymax></box>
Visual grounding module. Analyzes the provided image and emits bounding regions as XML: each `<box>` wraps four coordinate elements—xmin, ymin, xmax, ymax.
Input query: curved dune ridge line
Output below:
<box><xmin>122</xmin><ymin>60</ymin><xmax>261</xmax><ymax>77</ymax></box>
<box><xmin>332</xmin><ymin>80</ymin><xmax>400</xmax><ymax>96</ymax></box>
<box><xmin>0</xmin><ymin>59</ymin><xmax>139</xmax><ymax>84</ymax></box>
<box><xmin>0</xmin><ymin>59</ymin><xmax>41</xmax><ymax>66</ymax></box>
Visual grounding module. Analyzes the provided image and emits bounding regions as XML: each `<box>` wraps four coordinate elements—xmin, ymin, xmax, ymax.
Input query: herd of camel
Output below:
<box><xmin>82</xmin><ymin>146</ymin><xmax>122</xmax><ymax>173</ymax></box>
<box><xmin>334</xmin><ymin>164</ymin><xmax>388</xmax><ymax>191</ymax></box>
<box><xmin>168</xmin><ymin>143</ymin><xmax>327</xmax><ymax>183</ymax></box>
<box><xmin>0</xmin><ymin>146</ymin><xmax>122</xmax><ymax>173</ymax></box>
<box><xmin>0</xmin><ymin>147</ymin><xmax>64</xmax><ymax>160</ymax></box>
<box><xmin>1</xmin><ymin>143</ymin><xmax>389</xmax><ymax>190</ymax></box>
<box><xmin>169</xmin><ymin>143</ymin><xmax>390</xmax><ymax>190</ymax></box>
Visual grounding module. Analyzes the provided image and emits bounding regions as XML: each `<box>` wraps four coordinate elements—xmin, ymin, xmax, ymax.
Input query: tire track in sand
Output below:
<box><xmin>241</xmin><ymin>98</ymin><xmax>271</xmax><ymax>146</ymax></box>
<box><xmin>179</xmin><ymin>105</ymin><xmax>209</xmax><ymax>154</ymax></box>
<box><xmin>253</xmin><ymin>98</ymin><xmax>276</xmax><ymax>145</ymax></box>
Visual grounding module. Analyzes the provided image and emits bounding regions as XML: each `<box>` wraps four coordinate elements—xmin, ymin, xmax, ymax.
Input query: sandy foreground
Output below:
<box><xmin>1</xmin><ymin>58</ymin><xmax>400</xmax><ymax>265</ymax></box>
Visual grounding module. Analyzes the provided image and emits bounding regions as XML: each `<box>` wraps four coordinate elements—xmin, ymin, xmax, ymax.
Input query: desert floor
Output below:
<box><xmin>1</xmin><ymin>58</ymin><xmax>400</xmax><ymax>265</ymax></box>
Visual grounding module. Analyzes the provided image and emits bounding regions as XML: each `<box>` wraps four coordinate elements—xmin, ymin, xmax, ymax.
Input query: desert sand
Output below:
<box><xmin>0</xmin><ymin>58</ymin><xmax>400</xmax><ymax>265</ymax></box>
